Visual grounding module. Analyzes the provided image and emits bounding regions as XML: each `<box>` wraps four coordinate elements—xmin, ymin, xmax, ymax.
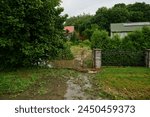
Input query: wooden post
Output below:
<box><xmin>93</xmin><ymin>49</ymin><xmax>101</xmax><ymax>69</ymax></box>
<box><xmin>146</xmin><ymin>49</ymin><xmax>150</xmax><ymax>68</ymax></box>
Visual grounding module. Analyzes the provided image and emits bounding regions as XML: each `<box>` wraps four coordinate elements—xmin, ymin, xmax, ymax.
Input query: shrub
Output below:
<box><xmin>91</xmin><ymin>27</ymin><xmax>150</xmax><ymax>66</ymax></box>
<box><xmin>56</xmin><ymin>43</ymin><xmax>74</xmax><ymax>60</ymax></box>
<box><xmin>91</xmin><ymin>30</ymin><xmax>109</xmax><ymax>49</ymax></box>
<box><xmin>70</xmin><ymin>32</ymin><xmax>80</xmax><ymax>44</ymax></box>
<box><xmin>79</xmin><ymin>40</ymin><xmax>91</xmax><ymax>47</ymax></box>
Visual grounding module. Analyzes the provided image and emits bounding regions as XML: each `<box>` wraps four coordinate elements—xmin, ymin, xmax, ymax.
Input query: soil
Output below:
<box><xmin>0</xmin><ymin>46</ymin><xmax>102</xmax><ymax>100</ymax></box>
<box><xmin>0</xmin><ymin>71</ymin><xmax>102</xmax><ymax>100</ymax></box>
<box><xmin>64</xmin><ymin>73</ymin><xmax>93</xmax><ymax>100</ymax></box>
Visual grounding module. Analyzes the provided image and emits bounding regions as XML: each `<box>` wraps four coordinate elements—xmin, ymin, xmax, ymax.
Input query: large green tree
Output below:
<box><xmin>0</xmin><ymin>0</ymin><xmax>66</xmax><ymax>68</ymax></box>
<box><xmin>91</xmin><ymin>7</ymin><xmax>110</xmax><ymax>31</ymax></box>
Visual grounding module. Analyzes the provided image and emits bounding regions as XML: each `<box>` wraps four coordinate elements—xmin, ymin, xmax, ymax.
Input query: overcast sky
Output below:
<box><xmin>61</xmin><ymin>0</ymin><xmax>150</xmax><ymax>17</ymax></box>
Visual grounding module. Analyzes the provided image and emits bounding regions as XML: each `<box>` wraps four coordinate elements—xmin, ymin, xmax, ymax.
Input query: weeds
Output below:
<box><xmin>95</xmin><ymin>67</ymin><xmax>150</xmax><ymax>99</ymax></box>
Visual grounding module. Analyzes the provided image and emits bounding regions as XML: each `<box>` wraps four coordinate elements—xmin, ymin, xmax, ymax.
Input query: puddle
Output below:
<box><xmin>64</xmin><ymin>74</ymin><xmax>92</xmax><ymax>100</ymax></box>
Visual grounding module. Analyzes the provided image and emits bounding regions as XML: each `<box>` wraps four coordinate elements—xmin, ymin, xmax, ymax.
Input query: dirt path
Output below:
<box><xmin>64</xmin><ymin>73</ymin><xmax>102</xmax><ymax>100</ymax></box>
<box><xmin>0</xmin><ymin>46</ymin><xmax>102</xmax><ymax>100</ymax></box>
<box><xmin>0</xmin><ymin>71</ymin><xmax>102</xmax><ymax>100</ymax></box>
<box><xmin>63</xmin><ymin>46</ymin><xmax>102</xmax><ymax>100</ymax></box>
<box><xmin>64</xmin><ymin>74</ymin><xmax>91</xmax><ymax>100</ymax></box>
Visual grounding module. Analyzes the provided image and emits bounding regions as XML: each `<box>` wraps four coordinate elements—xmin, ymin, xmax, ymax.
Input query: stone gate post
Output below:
<box><xmin>93</xmin><ymin>49</ymin><xmax>102</xmax><ymax>69</ymax></box>
<box><xmin>146</xmin><ymin>49</ymin><xmax>150</xmax><ymax>68</ymax></box>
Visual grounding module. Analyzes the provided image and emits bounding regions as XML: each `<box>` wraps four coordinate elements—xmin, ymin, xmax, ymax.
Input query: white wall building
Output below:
<box><xmin>111</xmin><ymin>22</ymin><xmax>150</xmax><ymax>38</ymax></box>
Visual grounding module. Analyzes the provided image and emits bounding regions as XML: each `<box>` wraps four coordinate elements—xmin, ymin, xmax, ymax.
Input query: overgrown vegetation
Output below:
<box><xmin>0</xmin><ymin>0</ymin><xmax>72</xmax><ymax>69</ymax></box>
<box><xmin>65</xmin><ymin>2</ymin><xmax>150</xmax><ymax>39</ymax></box>
<box><xmin>68</xmin><ymin>26</ymin><xmax>150</xmax><ymax>66</ymax></box>
<box><xmin>91</xmin><ymin>27</ymin><xmax>150</xmax><ymax>66</ymax></box>
<box><xmin>94</xmin><ymin>67</ymin><xmax>150</xmax><ymax>99</ymax></box>
<box><xmin>65</xmin><ymin>2</ymin><xmax>150</xmax><ymax>66</ymax></box>
<box><xmin>0</xmin><ymin>68</ymin><xmax>78</xmax><ymax>97</ymax></box>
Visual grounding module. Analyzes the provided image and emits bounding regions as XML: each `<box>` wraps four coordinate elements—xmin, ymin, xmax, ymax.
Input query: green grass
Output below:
<box><xmin>0</xmin><ymin>68</ymin><xmax>78</xmax><ymax>95</ymax></box>
<box><xmin>95</xmin><ymin>67</ymin><xmax>150</xmax><ymax>100</ymax></box>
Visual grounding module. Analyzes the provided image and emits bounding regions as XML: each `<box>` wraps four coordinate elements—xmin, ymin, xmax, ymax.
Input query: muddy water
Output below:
<box><xmin>64</xmin><ymin>73</ymin><xmax>93</xmax><ymax>100</ymax></box>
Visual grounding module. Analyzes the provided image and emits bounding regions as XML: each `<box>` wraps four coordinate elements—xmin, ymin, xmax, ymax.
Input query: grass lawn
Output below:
<box><xmin>94</xmin><ymin>67</ymin><xmax>150</xmax><ymax>99</ymax></box>
<box><xmin>0</xmin><ymin>68</ymin><xmax>78</xmax><ymax>99</ymax></box>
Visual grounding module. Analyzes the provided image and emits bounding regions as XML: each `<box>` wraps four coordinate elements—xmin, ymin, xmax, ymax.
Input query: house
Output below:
<box><xmin>111</xmin><ymin>22</ymin><xmax>150</xmax><ymax>38</ymax></box>
<box><xmin>64</xmin><ymin>26</ymin><xmax>75</xmax><ymax>39</ymax></box>
<box><xmin>64</xmin><ymin>26</ymin><xmax>74</xmax><ymax>34</ymax></box>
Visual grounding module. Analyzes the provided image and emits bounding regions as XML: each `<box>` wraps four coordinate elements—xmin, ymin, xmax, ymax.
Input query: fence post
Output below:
<box><xmin>93</xmin><ymin>49</ymin><xmax>102</xmax><ymax>69</ymax></box>
<box><xmin>146</xmin><ymin>49</ymin><xmax>150</xmax><ymax>68</ymax></box>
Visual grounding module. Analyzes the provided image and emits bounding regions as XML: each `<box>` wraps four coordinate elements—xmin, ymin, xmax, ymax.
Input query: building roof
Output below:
<box><xmin>64</xmin><ymin>26</ymin><xmax>74</xmax><ymax>33</ymax></box>
<box><xmin>111</xmin><ymin>22</ymin><xmax>150</xmax><ymax>32</ymax></box>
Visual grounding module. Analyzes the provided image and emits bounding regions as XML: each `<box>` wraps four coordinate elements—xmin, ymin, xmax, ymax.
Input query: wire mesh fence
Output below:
<box><xmin>102</xmin><ymin>50</ymin><xmax>145</xmax><ymax>66</ymax></box>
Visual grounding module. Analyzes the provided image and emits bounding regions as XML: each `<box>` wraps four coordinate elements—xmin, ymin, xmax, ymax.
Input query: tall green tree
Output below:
<box><xmin>0</xmin><ymin>0</ymin><xmax>66</xmax><ymax>68</ymax></box>
<box><xmin>91</xmin><ymin>7</ymin><xmax>110</xmax><ymax>31</ymax></box>
<box><xmin>127</xmin><ymin>2</ymin><xmax>150</xmax><ymax>21</ymax></box>
<box><xmin>109</xmin><ymin>6</ymin><xmax>129</xmax><ymax>23</ymax></box>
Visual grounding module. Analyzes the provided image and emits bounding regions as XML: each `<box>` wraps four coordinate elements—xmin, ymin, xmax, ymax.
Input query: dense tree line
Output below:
<box><xmin>0</xmin><ymin>0</ymin><xmax>70</xmax><ymax>68</ymax></box>
<box><xmin>65</xmin><ymin>2</ymin><xmax>150</xmax><ymax>39</ymax></box>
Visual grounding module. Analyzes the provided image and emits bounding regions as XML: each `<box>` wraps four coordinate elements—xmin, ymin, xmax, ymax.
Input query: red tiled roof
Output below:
<box><xmin>64</xmin><ymin>26</ymin><xmax>74</xmax><ymax>33</ymax></box>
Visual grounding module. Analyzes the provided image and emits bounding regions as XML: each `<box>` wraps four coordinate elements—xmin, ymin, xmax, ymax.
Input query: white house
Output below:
<box><xmin>111</xmin><ymin>22</ymin><xmax>150</xmax><ymax>38</ymax></box>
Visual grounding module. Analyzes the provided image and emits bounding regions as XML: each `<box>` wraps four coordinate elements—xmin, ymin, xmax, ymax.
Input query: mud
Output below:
<box><xmin>0</xmin><ymin>72</ymin><xmax>103</xmax><ymax>100</ymax></box>
<box><xmin>0</xmin><ymin>76</ymin><xmax>68</xmax><ymax>100</ymax></box>
<box><xmin>64</xmin><ymin>73</ymin><xmax>100</xmax><ymax>100</ymax></box>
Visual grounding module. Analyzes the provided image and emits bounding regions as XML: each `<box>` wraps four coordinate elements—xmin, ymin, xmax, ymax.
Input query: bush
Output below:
<box><xmin>91</xmin><ymin>27</ymin><xmax>150</xmax><ymax>66</ymax></box>
<box><xmin>56</xmin><ymin>43</ymin><xmax>74</xmax><ymax>60</ymax></box>
<box><xmin>79</xmin><ymin>40</ymin><xmax>91</xmax><ymax>47</ymax></box>
<box><xmin>70</xmin><ymin>32</ymin><xmax>80</xmax><ymax>44</ymax></box>
<box><xmin>91</xmin><ymin>30</ymin><xmax>109</xmax><ymax>49</ymax></box>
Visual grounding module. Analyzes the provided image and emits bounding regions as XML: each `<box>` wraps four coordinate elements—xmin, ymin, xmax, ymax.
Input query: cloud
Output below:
<box><xmin>61</xmin><ymin>0</ymin><xmax>150</xmax><ymax>17</ymax></box>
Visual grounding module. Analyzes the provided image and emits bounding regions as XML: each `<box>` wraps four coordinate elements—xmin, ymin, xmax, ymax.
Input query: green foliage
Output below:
<box><xmin>65</xmin><ymin>14</ymin><xmax>92</xmax><ymax>31</ymax></box>
<box><xmin>82</xmin><ymin>24</ymin><xmax>99</xmax><ymax>40</ymax></box>
<box><xmin>65</xmin><ymin>14</ymin><xmax>92</xmax><ymax>37</ymax></box>
<box><xmin>122</xmin><ymin>26</ymin><xmax>150</xmax><ymax>51</ymax></box>
<box><xmin>70</xmin><ymin>32</ymin><xmax>80</xmax><ymax>44</ymax></box>
<box><xmin>0</xmin><ymin>0</ymin><xmax>68</xmax><ymax>68</ymax></box>
<box><xmin>80</xmin><ymin>40</ymin><xmax>91</xmax><ymax>47</ymax></box>
<box><xmin>91</xmin><ymin>30</ymin><xmax>109</xmax><ymax>49</ymax></box>
<box><xmin>107</xmin><ymin>35</ymin><xmax>122</xmax><ymax>49</ymax></box>
<box><xmin>0</xmin><ymin>68</ymin><xmax>79</xmax><ymax>96</ymax></box>
<box><xmin>91</xmin><ymin>27</ymin><xmax>150</xmax><ymax>66</ymax></box>
<box><xmin>109</xmin><ymin>7</ymin><xmax>129</xmax><ymax>23</ymax></box>
<box><xmin>65</xmin><ymin>2</ymin><xmax>150</xmax><ymax>39</ymax></box>
<box><xmin>91</xmin><ymin>7</ymin><xmax>110</xmax><ymax>31</ymax></box>
<box><xmin>92</xmin><ymin>2</ymin><xmax>150</xmax><ymax>32</ymax></box>
<box><xmin>56</xmin><ymin>43</ymin><xmax>74</xmax><ymax>60</ymax></box>
<box><xmin>0</xmin><ymin>71</ymin><xmax>38</xmax><ymax>94</ymax></box>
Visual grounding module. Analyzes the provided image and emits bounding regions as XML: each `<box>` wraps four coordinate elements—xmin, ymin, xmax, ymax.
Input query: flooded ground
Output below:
<box><xmin>64</xmin><ymin>73</ymin><xmax>102</xmax><ymax>100</ymax></box>
<box><xmin>0</xmin><ymin>71</ymin><xmax>103</xmax><ymax>100</ymax></box>
<box><xmin>0</xmin><ymin>46</ymin><xmax>103</xmax><ymax>100</ymax></box>
<box><xmin>64</xmin><ymin>74</ymin><xmax>92</xmax><ymax>100</ymax></box>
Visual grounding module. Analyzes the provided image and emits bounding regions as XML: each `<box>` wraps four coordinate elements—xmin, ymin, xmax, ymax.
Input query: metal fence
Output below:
<box><xmin>102</xmin><ymin>50</ymin><xmax>145</xmax><ymax>66</ymax></box>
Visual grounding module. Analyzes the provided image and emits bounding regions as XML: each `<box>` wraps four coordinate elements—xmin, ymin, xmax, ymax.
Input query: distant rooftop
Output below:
<box><xmin>64</xmin><ymin>26</ymin><xmax>74</xmax><ymax>33</ymax></box>
<box><xmin>111</xmin><ymin>22</ymin><xmax>150</xmax><ymax>32</ymax></box>
<box><xmin>123</xmin><ymin>22</ymin><xmax>150</xmax><ymax>26</ymax></box>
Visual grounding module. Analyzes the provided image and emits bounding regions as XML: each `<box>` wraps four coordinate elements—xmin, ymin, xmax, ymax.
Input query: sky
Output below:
<box><xmin>60</xmin><ymin>0</ymin><xmax>150</xmax><ymax>17</ymax></box>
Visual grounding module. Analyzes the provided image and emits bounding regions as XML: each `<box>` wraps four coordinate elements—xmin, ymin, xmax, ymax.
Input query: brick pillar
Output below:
<box><xmin>146</xmin><ymin>49</ymin><xmax>150</xmax><ymax>68</ymax></box>
<box><xmin>93</xmin><ymin>49</ymin><xmax>102</xmax><ymax>69</ymax></box>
